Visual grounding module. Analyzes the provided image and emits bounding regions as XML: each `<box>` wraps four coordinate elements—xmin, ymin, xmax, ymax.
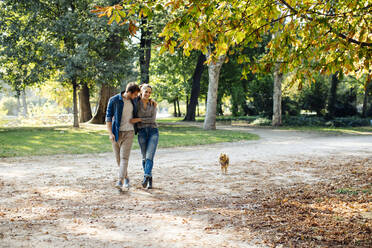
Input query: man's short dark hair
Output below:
<box><xmin>126</xmin><ymin>82</ymin><xmax>140</xmax><ymax>93</ymax></box>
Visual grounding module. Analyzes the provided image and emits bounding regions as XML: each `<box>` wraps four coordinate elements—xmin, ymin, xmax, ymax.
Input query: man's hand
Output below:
<box><xmin>130</xmin><ymin>118</ymin><xmax>142</xmax><ymax>124</ymax></box>
<box><xmin>109</xmin><ymin>133</ymin><xmax>115</xmax><ymax>142</ymax></box>
<box><xmin>149</xmin><ymin>99</ymin><xmax>157</xmax><ymax>107</ymax></box>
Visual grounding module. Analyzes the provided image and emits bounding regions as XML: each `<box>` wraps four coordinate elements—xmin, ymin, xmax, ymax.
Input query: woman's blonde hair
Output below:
<box><xmin>140</xmin><ymin>84</ymin><xmax>152</xmax><ymax>92</ymax></box>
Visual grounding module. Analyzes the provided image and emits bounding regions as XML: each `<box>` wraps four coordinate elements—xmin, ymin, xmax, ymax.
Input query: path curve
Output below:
<box><xmin>0</xmin><ymin>125</ymin><xmax>371</xmax><ymax>247</ymax></box>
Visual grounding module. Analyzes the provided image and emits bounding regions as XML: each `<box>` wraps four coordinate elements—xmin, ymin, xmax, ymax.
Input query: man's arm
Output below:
<box><xmin>105</xmin><ymin>97</ymin><xmax>115</xmax><ymax>142</ymax></box>
<box><xmin>106</xmin><ymin>121</ymin><xmax>115</xmax><ymax>142</ymax></box>
<box><xmin>130</xmin><ymin>118</ymin><xmax>142</xmax><ymax>124</ymax></box>
<box><xmin>139</xmin><ymin>106</ymin><xmax>157</xmax><ymax>124</ymax></box>
<box><xmin>149</xmin><ymin>99</ymin><xmax>157</xmax><ymax>108</ymax></box>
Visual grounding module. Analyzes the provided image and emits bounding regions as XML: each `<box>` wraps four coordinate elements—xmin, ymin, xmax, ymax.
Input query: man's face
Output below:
<box><xmin>129</xmin><ymin>91</ymin><xmax>139</xmax><ymax>99</ymax></box>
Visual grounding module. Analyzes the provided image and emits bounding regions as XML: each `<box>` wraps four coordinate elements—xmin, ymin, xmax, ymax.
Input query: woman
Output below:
<box><xmin>130</xmin><ymin>84</ymin><xmax>158</xmax><ymax>189</ymax></box>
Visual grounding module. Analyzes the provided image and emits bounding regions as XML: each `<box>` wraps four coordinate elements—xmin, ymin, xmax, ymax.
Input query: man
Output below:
<box><xmin>106</xmin><ymin>82</ymin><xmax>140</xmax><ymax>190</ymax></box>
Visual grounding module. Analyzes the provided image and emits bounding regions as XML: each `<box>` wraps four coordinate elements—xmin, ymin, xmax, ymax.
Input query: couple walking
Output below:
<box><xmin>105</xmin><ymin>83</ymin><xmax>158</xmax><ymax>190</ymax></box>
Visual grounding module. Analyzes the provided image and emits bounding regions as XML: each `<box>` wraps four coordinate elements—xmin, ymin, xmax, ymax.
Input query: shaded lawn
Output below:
<box><xmin>0</xmin><ymin>124</ymin><xmax>258</xmax><ymax>157</ymax></box>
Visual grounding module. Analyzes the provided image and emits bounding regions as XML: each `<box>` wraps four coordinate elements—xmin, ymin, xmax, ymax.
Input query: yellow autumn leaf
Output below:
<box><xmin>115</xmin><ymin>12</ymin><xmax>121</xmax><ymax>24</ymax></box>
<box><xmin>107</xmin><ymin>7</ymin><xmax>112</xmax><ymax>17</ymax></box>
<box><xmin>235</xmin><ymin>31</ymin><xmax>245</xmax><ymax>43</ymax></box>
<box><xmin>108</xmin><ymin>15</ymin><xmax>115</xmax><ymax>25</ymax></box>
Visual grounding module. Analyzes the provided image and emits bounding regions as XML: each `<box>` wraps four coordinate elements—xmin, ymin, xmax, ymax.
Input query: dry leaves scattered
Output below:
<box><xmin>207</xmin><ymin>158</ymin><xmax>372</xmax><ymax>247</ymax></box>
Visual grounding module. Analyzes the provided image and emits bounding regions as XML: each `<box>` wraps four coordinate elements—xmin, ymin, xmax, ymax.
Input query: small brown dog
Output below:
<box><xmin>219</xmin><ymin>153</ymin><xmax>229</xmax><ymax>174</ymax></box>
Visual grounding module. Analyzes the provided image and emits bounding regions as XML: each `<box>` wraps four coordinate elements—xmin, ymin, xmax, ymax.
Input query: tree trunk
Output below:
<box><xmin>90</xmin><ymin>83</ymin><xmax>116</xmax><ymax>124</ymax></box>
<box><xmin>203</xmin><ymin>54</ymin><xmax>226</xmax><ymax>130</ymax></box>
<box><xmin>327</xmin><ymin>72</ymin><xmax>339</xmax><ymax>118</ymax></box>
<box><xmin>15</xmin><ymin>90</ymin><xmax>21</xmax><ymax>116</ymax></box>
<box><xmin>173</xmin><ymin>100</ymin><xmax>177</xmax><ymax>117</ymax></box>
<box><xmin>362</xmin><ymin>76</ymin><xmax>371</xmax><ymax>117</ymax></box>
<box><xmin>176</xmin><ymin>97</ymin><xmax>181</xmax><ymax>117</ymax></box>
<box><xmin>184</xmin><ymin>53</ymin><xmax>206</xmax><ymax>121</ymax></box>
<box><xmin>72</xmin><ymin>78</ymin><xmax>79</xmax><ymax>128</ymax></box>
<box><xmin>79</xmin><ymin>82</ymin><xmax>92</xmax><ymax>123</ymax></box>
<box><xmin>272</xmin><ymin>63</ymin><xmax>283</xmax><ymax>126</ymax></box>
<box><xmin>242</xmin><ymin>102</ymin><xmax>249</xmax><ymax>116</ymax></box>
<box><xmin>89</xmin><ymin>29</ymin><xmax>120</xmax><ymax>124</ymax></box>
<box><xmin>139</xmin><ymin>17</ymin><xmax>152</xmax><ymax>84</ymax></box>
<box><xmin>231</xmin><ymin>99</ymin><xmax>239</xmax><ymax>116</ymax></box>
<box><xmin>21</xmin><ymin>88</ymin><xmax>28</xmax><ymax>117</ymax></box>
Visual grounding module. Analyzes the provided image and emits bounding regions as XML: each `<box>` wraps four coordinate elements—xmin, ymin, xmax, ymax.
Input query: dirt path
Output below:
<box><xmin>0</xmin><ymin>126</ymin><xmax>371</xmax><ymax>247</ymax></box>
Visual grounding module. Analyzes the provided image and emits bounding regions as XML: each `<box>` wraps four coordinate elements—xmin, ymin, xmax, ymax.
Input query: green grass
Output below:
<box><xmin>157</xmin><ymin>117</ymin><xmax>185</xmax><ymax>123</ymax></box>
<box><xmin>159</xmin><ymin>124</ymin><xmax>258</xmax><ymax>147</ymax></box>
<box><xmin>0</xmin><ymin>124</ymin><xmax>259</xmax><ymax>158</ymax></box>
<box><xmin>158</xmin><ymin>117</ymin><xmax>372</xmax><ymax>135</ymax></box>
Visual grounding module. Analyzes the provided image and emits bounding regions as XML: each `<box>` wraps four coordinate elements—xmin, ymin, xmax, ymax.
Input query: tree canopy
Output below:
<box><xmin>94</xmin><ymin>0</ymin><xmax>371</xmax><ymax>83</ymax></box>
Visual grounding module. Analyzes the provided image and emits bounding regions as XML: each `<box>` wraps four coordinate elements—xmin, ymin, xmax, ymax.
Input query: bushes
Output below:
<box><xmin>282</xmin><ymin>116</ymin><xmax>325</xmax><ymax>126</ymax></box>
<box><xmin>325</xmin><ymin>117</ymin><xmax>370</xmax><ymax>127</ymax></box>
<box><xmin>196</xmin><ymin>115</ymin><xmax>371</xmax><ymax>127</ymax></box>
<box><xmin>246</xmin><ymin>74</ymin><xmax>273</xmax><ymax>117</ymax></box>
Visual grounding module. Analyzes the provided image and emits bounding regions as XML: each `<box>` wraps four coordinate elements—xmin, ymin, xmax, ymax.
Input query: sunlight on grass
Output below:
<box><xmin>0</xmin><ymin>124</ymin><xmax>258</xmax><ymax>157</ymax></box>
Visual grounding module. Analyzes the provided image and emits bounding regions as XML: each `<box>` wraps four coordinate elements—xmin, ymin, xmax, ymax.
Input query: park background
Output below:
<box><xmin>0</xmin><ymin>1</ymin><xmax>371</xmax><ymax>247</ymax></box>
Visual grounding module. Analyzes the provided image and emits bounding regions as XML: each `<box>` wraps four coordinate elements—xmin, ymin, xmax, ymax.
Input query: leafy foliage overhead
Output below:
<box><xmin>94</xmin><ymin>0</ymin><xmax>371</xmax><ymax>83</ymax></box>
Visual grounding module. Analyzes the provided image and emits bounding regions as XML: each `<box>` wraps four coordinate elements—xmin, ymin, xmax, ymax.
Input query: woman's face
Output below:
<box><xmin>141</xmin><ymin>87</ymin><xmax>152</xmax><ymax>100</ymax></box>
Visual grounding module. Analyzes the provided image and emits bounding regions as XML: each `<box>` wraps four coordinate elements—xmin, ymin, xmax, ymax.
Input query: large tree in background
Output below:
<box><xmin>93</xmin><ymin>3</ymin><xmax>168</xmax><ymax>86</ymax></box>
<box><xmin>1</xmin><ymin>0</ymin><xmax>137</xmax><ymax>126</ymax></box>
<box><xmin>89</xmin><ymin>25</ymin><xmax>137</xmax><ymax>124</ymax></box>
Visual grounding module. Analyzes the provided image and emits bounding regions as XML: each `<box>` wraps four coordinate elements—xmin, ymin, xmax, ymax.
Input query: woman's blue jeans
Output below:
<box><xmin>138</xmin><ymin>127</ymin><xmax>159</xmax><ymax>177</ymax></box>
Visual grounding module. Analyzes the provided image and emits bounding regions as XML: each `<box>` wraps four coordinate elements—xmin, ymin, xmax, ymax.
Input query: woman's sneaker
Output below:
<box><xmin>142</xmin><ymin>176</ymin><xmax>150</xmax><ymax>188</ymax></box>
<box><xmin>124</xmin><ymin>178</ymin><xmax>130</xmax><ymax>189</ymax></box>
<box><xmin>115</xmin><ymin>180</ymin><xmax>123</xmax><ymax>190</ymax></box>
<box><xmin>147</xmin><ymin>177</ymin><xmax>152</xmax><ymax>189</ymax></box>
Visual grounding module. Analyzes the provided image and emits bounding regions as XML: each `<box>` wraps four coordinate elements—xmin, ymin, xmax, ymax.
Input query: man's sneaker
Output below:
<box><xmin>124</xmin><ymin>178</ymin><xmax>130</xmax><ymax>189</ymax></box>
<box><xmin>115</xmin><ymin>180</ymin><xmax>123</xmax><ymax>190</ymax></box>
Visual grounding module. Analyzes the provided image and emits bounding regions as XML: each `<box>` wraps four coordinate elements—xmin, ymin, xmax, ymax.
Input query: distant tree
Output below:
<box><xmin>327</xmin><ymin>72</ymin><xmax>341</xmax><ymax>118</ymax></box>
<box><xmin>151</xmin><ymin>48</ymin><xmax>197</xmax><ymax>116</ymax></box>
<box><xmin>0</xmin><ymin>2</ymin><xmax>49</xmax><ymax>116</ymax></box>
<box><xmin>184</xmin><ymin>52</ymin><xmax>206</xmax><ymax>121</ymax></box>
<box><xmin>362</xmin><ymin>76</ymin><xmax>372</xmax><ymax>117</ymax></box>
<box><xmin>299</xmin><ymin>75</ymin><xmax>329</xmax><ymax>116</ymax></box>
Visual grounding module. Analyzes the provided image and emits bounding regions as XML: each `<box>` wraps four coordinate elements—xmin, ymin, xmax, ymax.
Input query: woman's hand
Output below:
<box><xmin>130</xmin><ymin>118</ymin><xmax>142</xmax><ymax>124</ymax></box>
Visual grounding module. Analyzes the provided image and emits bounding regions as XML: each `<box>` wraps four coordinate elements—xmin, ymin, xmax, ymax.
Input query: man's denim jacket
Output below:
<box><xmin>105</xmin><ymin>92</ymin><xmax>138</xmax><ymax>142</ymax></box>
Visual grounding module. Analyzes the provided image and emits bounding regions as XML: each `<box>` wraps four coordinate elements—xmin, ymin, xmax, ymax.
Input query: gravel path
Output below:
<box><xmin>0</xmin><ymin>125</ymin><xmax>371</xmax><ymax>247</ymax></box>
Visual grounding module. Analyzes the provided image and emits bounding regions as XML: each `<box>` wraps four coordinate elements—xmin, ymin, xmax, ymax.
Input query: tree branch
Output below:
<box><xmin>305</xmin><ymin>4</ymin><xmax>371</xmax><ymax>18</ymax></box>
<box><xmin>278</xmin><ymin>0</ymin><xmax>372</xmax><ymax>47</ymax></box>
